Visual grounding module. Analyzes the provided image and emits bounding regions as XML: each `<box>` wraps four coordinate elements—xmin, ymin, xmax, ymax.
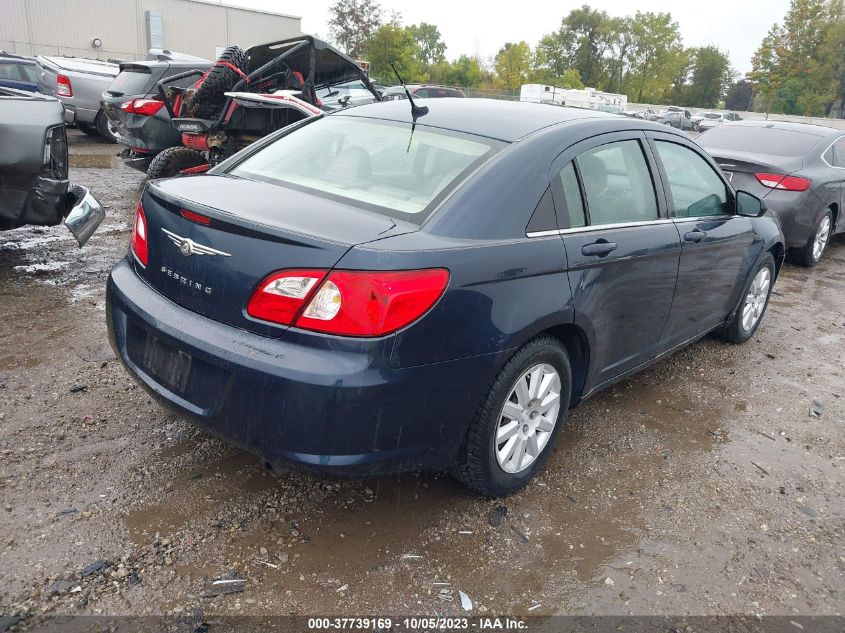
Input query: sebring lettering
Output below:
<box><xmin>161</xmin><ymin>266</ymin><xmax>213</xmax><ymax>295</ymax></box>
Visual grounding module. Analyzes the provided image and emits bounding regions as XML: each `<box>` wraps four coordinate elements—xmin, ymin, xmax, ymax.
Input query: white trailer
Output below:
<box><xmin>520</xmin><ymin>84</ymin><xmax>627</xmax><ymax>110</ymax></box>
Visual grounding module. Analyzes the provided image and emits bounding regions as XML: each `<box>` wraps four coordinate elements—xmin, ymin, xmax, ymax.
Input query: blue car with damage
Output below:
<box><xmin>106</xmin><ymin>98</ymin><xmax>785</xmax><ymax>496</ymax></box>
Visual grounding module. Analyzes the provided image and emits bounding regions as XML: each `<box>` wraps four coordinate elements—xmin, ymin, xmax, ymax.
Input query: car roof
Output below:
<box><xmin>0</xmin><ymin>53</ymin><xmax>35</xmax><ymax>64</ymax></box>
<box><xmin>335</xmin><ymin>97</ymin><xmax>612</xmax><ymax>141</ymax></box>
<box><xmin>726</xmin><ymin>119</ymin><xmax>842</xmax><ymax>137</ymax></box>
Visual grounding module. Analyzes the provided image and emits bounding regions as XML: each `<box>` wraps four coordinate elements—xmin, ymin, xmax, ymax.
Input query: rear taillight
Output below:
<box><xmin>130</xmin><ymin>201</ymin><xmax>148</xmax><ymax>267</ymax></box>
<box><xmin>57</xmin><ymin>74</ymin><xmax>72</xmax><ymax>97</ymax></box>
<box><xmin>247</xmin><ymin>269</ymin><xmax>450</xmax><ymax>336</ymax></box>
<box><xmin>754</xmin><ymin>172</ymin><xmax>812</xmax><ymax>192</ymax></box>
<box><xmin>247</xmin><ymin>270</ymin><xmax>327</xmax><ymax>326</ymax></box>
<box><xmin>42</xmin><ymin>125</ymin><xmax>67</xmax><ymax>179</ymax></box>
<box><xmin>119</xmin><ymin>98</ymin><xmax>164</xmax><ymax>116</ymax></box>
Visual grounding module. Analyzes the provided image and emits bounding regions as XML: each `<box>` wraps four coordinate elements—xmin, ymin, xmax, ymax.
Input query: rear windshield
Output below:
<box><xmin>108</xmin><ymin>68</ymin><xmax>156</xmax><ymax>96</ymax></box>
<box><xmin>229</xmin><ymin>116</ymin><xmax>502</xmax><ymax>222</ymax></box>
<box><xmin>698</xmin><ymin>125</ymin><xmax>823</xmax><ymax>156</ymax></box>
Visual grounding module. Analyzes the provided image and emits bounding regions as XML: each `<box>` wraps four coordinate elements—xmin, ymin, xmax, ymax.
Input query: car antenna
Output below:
<box><xmin>390</xmin><ymin>63</ymin><xmax>427</xmax><ymax>153</ymax></box>
<box><xmin>391</xmin><ymin>63</ymin><xmax>428</xmax><ymax>120</ymax></box>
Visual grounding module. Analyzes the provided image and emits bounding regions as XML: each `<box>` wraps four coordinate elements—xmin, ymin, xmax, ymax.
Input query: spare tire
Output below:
<box><xmin>185</xmin><ymin>46</ymin><xmax>248</xmax><ymax>119</ymax></box>
<box><xmin>147</xmin><ymin>147</ymin><xmax>206</xmax><ymax>179</ymax></box>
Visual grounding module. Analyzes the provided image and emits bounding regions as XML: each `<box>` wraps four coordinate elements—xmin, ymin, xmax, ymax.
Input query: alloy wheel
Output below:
<box><xmin>812</xmin><ymin>215</ymin><xmax>831</xmax><ymax>262</ymax></box>
<box><xmin>495</xmin><ymin>363</ymin><xmax>561</xmax><ymax>474</ymax></box>
<box><xmin>741</xmin><ymin>267</ymin><xmax>771</xmax><ymax>332</ymax></box>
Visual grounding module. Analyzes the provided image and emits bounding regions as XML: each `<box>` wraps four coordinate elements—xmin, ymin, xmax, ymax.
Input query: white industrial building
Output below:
<box><xmin>1</xmin><ymin>0</ymin><xmax>302</xmax><ymax>62</ymax></box>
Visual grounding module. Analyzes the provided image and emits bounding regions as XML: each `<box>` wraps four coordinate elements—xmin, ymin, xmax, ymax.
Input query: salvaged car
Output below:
<box><xmin>147</xmin><ymin>35</ymin><xmax>380</xmax><ymax>178</ymax></box>
<box><xmin>0</xmin><ymin>87</ymin><xmax>103</xmax><ymax>245</ymax></box>
<box><xmin>107</xmin><ymin>99</ymin><xmax>784</xmax><ymax>496</ymax></box>
<box><xmin>699</xmin><ymin>120</ymin><xmax>844</xmax><ymax>266</ymax></box>
<box><xmin>101</xmin><ymin>54</ymin><xmax>213</xmax><ymax>173</ymax></box>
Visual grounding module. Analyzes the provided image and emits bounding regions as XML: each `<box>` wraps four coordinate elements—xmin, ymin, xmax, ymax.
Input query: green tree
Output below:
<box><xmin>408</xmin><ymin>23</ymin><xmax>446</xmax><ymax>69</ymax></box>
<box><xmin>750</xmin><ymin>0</ymin><xmax>840</xmax><ymax>114</ymax></box>
<box><xmin>624</xmin><ymin>12</ymin><xmax>684</xmax><ymax>103</ymax></box>
<box><xmin>363</xmin><ymin>23</ymin><xmax>427</xmax><ymax>83</ymax></box>
<box><xmin>327</xmin><ymin>0</ymin><xmax>383</xmax><ymax>59</ymax></box>
<box><xmin>430</xmin><ymin>55</ymin><xmax>484</xmax><ymax>87</ymax></box>
<box><xmin>686</xmin><ymin>46</ymin><xmax>734</xmax><ymax>108</ymax></box>
<box><xmin>725</xmin><ymin>79</ymin><xmax>754</xmax><ymax>111</ymax></box>
<box><xmin>494</xmin><ymin>41</ymin><xmax>532</xmax><ymax>89</ymax></box>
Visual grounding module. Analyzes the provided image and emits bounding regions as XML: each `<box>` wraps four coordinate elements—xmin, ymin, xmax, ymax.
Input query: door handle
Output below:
<box><xmin>684</xmin><ymin>229</ymin><xmax>707</xmax><ymax>243</ymax></box>
<box><xmin>581</xmin><ymin>240</ymin><xmax>618</xmax><ymax>257</ymax></box>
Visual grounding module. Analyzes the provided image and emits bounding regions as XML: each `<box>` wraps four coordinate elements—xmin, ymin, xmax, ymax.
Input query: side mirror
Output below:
<box><xmin>736</xmin><ymin>190</ymin><xmax>768</xmax><ymax>217</ymax></box>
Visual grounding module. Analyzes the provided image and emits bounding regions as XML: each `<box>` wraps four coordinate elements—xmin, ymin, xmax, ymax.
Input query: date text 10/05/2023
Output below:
<box><xmin>306</xmin><ymin>617</ymin><xmax>529</xmax><ymax>630</ymax></box>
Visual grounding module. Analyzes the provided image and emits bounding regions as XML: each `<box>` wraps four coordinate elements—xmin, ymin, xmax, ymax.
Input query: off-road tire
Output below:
<box><xmin>185</xmin><ymin>46</ymin><xmax>248</xmax><ymax>119</ymax></box>
<box><xmin>720</xmin><ymin>252</ymin><xmax>776</xmax><ymax>344</ymax></box>
<box><xmin>794</xmin><ymin>209</ymin><xmax>833</xmax><ymax>268</ymax></box>
<box><xmin>95</xmin><ymin>111</ymin><xmax>118</xmax><ymax>144</ymax></box>
<box><xmin>449</xmin><ymin>336</ymin><xmax>572</xmax><ymax>497</ymax></box>
<box><xmin>146</xmin><ymin>147</ymin><xmax>206</xmax><ymax>179</ymax></box>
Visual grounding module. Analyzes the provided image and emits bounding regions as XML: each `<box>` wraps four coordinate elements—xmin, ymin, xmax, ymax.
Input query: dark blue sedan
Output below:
<box><xmin>106</xmin><ymin>99</ymin><xmax>785</xmax><ymax>496</ymax></box>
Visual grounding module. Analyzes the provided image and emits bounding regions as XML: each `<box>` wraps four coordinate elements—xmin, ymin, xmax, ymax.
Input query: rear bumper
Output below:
<box><xmin>105</xmin><ymin>107</ymin><xmax>180</xmax><ymax>153</ymax></box>
<box><xmin>106</xmin><ymin>258</ymin><xmax>502</xmax><ymax>475</ymax></box>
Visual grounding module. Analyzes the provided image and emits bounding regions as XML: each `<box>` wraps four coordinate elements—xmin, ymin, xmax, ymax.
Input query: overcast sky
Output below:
<box><xmin>224</xmin><ymin>0</ymin><xmax>790</xmax><ymax>75</ymax></box>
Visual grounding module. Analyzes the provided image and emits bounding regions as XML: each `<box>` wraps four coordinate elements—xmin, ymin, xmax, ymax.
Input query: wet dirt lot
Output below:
<box><xmin>1</xmin><ymin>132</ymin><xmax>844</xmax><ymax>625</ymax></box>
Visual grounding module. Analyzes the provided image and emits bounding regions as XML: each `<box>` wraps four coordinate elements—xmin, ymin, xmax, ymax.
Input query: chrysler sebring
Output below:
<box><xmin>107</xmin><ymin>99</ymin><xmax>785</xmax><ymax>495</ymax></box>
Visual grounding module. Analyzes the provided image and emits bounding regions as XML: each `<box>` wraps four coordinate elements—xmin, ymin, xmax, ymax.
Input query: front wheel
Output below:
<box><xmin>720</xmin><ymin>253</ymin><xmax>775</xmax><ymax>344</ymax></box>
<box><xmin>795</xmin><ymin>210</ymin><xmax>833</xmax><ymax>267</ymax></box>
<box><xmin>450</xmin><ymin>336</ymin><xmax>572</xmax><ymax>496</ymax></box>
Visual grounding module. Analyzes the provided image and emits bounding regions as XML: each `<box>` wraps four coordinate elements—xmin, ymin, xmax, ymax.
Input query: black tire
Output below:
<box><xmin>146</xmin><ymin>147</ymin><xmax>206</xmax><ymax>179</ymax></box>
<box><xmin>76</xmin><ymin>122</ymin><xmax>99</xmax><ymax>137</ymax></box>
<box><xmin>720</xmin><ymin>252</ymin><xmax>776</xmax><ymax>344</ymax></box>
<box><xmin>794</xmin><ymin>209</ymin><xmax>833</xmax><ymax>268</ymax></box>
<box><xmin>95</xmin><ymin>111</ymin><xmax>118</xmax><ymax>144</ymax></box>
<box><xmin>450</xmin><ymin>336</ymin><xmax>572</xmax><ymax>496</ymax></box>
<box><xmin>185</xmin><ymin>46</ymin><xmax>248</xmax><ymax>119</ymax></box>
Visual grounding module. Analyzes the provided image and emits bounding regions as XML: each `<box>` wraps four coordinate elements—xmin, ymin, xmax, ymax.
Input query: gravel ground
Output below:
<box><xmin>0</xmin><ymin>132</ymin><xmax>844</xmax><ymax>627</ymax></box>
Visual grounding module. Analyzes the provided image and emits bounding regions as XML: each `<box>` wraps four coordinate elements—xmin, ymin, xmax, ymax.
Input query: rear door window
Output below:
<box><xmin>0</xmin><ymin>63</ymin><xmax>22</xmax><ymax>81</ymax></box>
<box><xmin>19</xmin><ymin>64</ymin><xmax>38</xmax><ymax>82</ymax></box>
<box><xmin>554</xmin><ymin>162</ymin><xmax>586</xmax><ymax>228</ymax></box>
<box><xmin>654</xmin><ymin>141</ymin><xmax>730</xmax><ymax>217</ymax></box>
<box><xmin>828</xmin><ymin>136</ymin><xmax>845</xmax><ymax>167</ymax></box>
<box><xmin>575</xmin><ymin>140</ymin><xmax>658</xmax><ymax>226</ymax></box>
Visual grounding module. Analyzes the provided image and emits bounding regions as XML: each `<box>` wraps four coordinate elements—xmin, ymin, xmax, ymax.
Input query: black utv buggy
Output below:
<box><xmin>148</xmin><ymin>35</ymin><xmax>381</xmax><ymax>178</ymax></box>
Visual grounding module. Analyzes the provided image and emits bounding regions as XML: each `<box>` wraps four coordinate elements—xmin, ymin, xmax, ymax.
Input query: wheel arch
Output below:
<box><xmin>769</xmin><ymin>241</ymin><xmax>785</xmax><ymax>278</ymax></box>
<box><xmin>540</xmin><ymin>323</ymin><xmax>590</xmax><ymax>408</ymax></box>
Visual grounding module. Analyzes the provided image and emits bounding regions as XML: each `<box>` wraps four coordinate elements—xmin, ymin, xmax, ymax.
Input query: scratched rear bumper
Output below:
<box><xmin>105</xmin><ymin>257</ymin><xmax>492</xmax><ymax>475</ymax></box>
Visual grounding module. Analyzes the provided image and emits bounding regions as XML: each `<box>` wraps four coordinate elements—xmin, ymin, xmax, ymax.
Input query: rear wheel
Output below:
<box><xmin>146</xmin><ymin>146</ymin><xmax>206</xmax><ymax>179</ymax></box>
<box><xmin>795</xmin><ymin>210</ymin><xmax>832</xmax><ymax>267</ymax></box>
<box><xmin>95</xmin><ymin>111</ymin><xmax>119</xmax><ymax>143</ymax></box>
<box><xmin>721</xmin><ymin>253</ymin><xmax>775</xmax><ymax>344</ymax></box>
<box><xmin>450</xmin><ymin>336</ymin><xmax>572</xmax><ymax>496</ymax></box>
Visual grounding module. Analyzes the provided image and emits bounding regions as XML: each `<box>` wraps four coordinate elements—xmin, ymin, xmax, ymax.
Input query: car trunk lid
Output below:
<box><xmin>704</xmin><ymin>149</ymin><xmax>806</xmax><ymax>196</ymax></box>
<box><xmin>137</xmin><ymin>175</ymin><xmax>418</xmax><ymax>337</ymax></box>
